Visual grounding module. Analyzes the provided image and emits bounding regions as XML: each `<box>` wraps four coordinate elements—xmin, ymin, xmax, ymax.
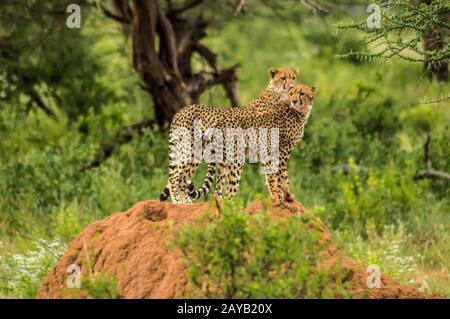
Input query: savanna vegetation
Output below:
<box><xmin>0</xmin><ymin>0</ymin><xmax>448</xmax><ymax>298</ymax></box>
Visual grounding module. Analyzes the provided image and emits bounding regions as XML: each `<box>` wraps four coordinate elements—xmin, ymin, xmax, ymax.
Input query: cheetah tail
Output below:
<box><xmin>158</xmin><ymin>186</ymin><xmax>170</xmax><ymax>201</ymax></box>
<box><xmin>187</xmin><ymin>163</ymin><xmax>215</xmax><ymax>199</ymax></box>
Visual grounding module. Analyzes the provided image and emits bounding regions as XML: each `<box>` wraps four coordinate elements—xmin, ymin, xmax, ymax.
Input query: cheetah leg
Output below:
<box><xmin>160</xmin><ymin>155</ymin><xmax>179</xmax><ymax>201</ymax></box>
<box><xmin>214</xmin><ymin>164</ymin><xmax>228</xmax><ymax>200</ymax></box>
<box><xmin>278</xmin><ymin>157</ymin><xmax>294</xmax><ymax>204</ymax></box>
<box><xmin>263</xmin><ymin>162</ymin><xmax>283</xmax><ymax>206</ymax></box>
<box><xmin>167</xmin><ymin>132</ymin><xmax>189</xmax><ymax>204</ymax></box>
<box><xmin>179</xmin><ymin>163</ymin><xmax>200</xmax><ymax>204</ymax></box>
<box><xmin>169</xmin><ymin>165</ymin><xmax>183</xmax><ymax>204</ymax></box>
<box><xmin>225</xmin><ymin>135</ymin><xmax>245</xmax><ymax>199</ymax></box>
<box><xmin>175</xmin><ymin>164</ymin><xmax>193</xmax><ymax>204</ymax></box>
<box><xmin>225</xmin><ymin>162</ymin><xmax>244</xmax><ymax>199</ymax></box>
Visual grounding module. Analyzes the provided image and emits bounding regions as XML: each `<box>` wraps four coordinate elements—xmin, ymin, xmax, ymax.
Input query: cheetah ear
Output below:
<box><xmin>312</xmin><ymin>87</ymin><xmax>318</xmax><ymax>94</ymax></box>
<box><xmin>269</xmin><ymin>67</ymin><xmax>278</xmax><ymax>79</ymax></box>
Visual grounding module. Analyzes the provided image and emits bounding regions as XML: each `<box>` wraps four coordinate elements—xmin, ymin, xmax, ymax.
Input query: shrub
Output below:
<box><xmin>331</xmin><ymin>161</ymin><xmax>419</xmax><ymax>236</ymax></box>
<box><xmin>82</xmin><ymin>273</ymin><xmax>123</xmax><ymax>299</ymax></box>
<box><xmin>175</xmin><ymin>203</ymin><xmax>350</xmax><ymax>298</ymax></box>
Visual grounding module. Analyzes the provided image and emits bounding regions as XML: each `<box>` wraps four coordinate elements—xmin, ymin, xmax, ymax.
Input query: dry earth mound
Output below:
<box><xmin>38</xmin><ymin>200</ymin><xmax>426</xmax><ymax>299</ymax></box>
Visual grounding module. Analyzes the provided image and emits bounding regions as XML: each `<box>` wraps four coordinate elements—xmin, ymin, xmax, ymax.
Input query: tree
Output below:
<box><xmin>340</xmin><ymin>0</ymin><xmax>449</xmax><ymax>82</ymax></box>
<box><xmin>84</xmin><ymin>0</ymin><xmax>320</xmax><ymax>169</ymax></box>
<box><xmin>101</xmin><ymin>0</ymin><xmax>241</xmax><ymax>127</ymax></box>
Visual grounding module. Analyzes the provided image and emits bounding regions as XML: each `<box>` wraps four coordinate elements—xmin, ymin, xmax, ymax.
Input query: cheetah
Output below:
<box><xmin>188</xmin><ymin>84</ymin><xmax>316</xmax><ymax>206</ymax></box>
<box><xmin>159</xmin><ymin>67</ymin><xmax>298</xmax><ymax>204</ymax></box>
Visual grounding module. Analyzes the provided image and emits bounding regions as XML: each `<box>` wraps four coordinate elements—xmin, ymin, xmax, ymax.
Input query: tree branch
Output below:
<box><xmin>193</xmin><ymin>43</ymin><xmax>218</xmax><ymax>70</ymax></box>
<box><xmin>168</xmin><ymin>0</ymin><xmax>204</xmax><ymax>16</ymax></box>
<box><xmin>234</xmin><ymin>0</ymin><xmax>246</xmax><ymax>16</ymax></box>
<box><xmin>413</xmin><ymin>133</ymin><xmax>450</xmax><ymax>181</ymax></box>
<box><xmin>101</xmin><ymin>6</ymin><xmax>130</xmax><ymax>24</ymax></box>
<box><xmin>156</xmin><ymin>6</ymin><xmax>182</xmax><ymax>81</ymax></box>
<box><xmin>81</xmin><ymin>119</ymin><xmax>157</xmax><ymax>172</ymax></box>
<box><xmin>189</xmin><ymin>64</ymin><xmax>240</xmax><ymax>105</ymax></box>
<box><xmin>28</xmin><ymin>90</ymin><xmax>57</xmax><ymax>120</ymax></box>
<box><xmin>413</xmin><ymin>169</ymin><xmax>450</xmax><ymax>181</ymax></box>
<box><xmin>300</xmin><ymin>0</ymin><xmax>331</xmax><ymax>14</ymax></box>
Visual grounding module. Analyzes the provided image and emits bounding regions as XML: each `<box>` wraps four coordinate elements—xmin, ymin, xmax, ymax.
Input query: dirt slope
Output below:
<box><xmin>37</xmin><ymin>200</ymin><xmax>426</xmax><ymax>299</ymax></box>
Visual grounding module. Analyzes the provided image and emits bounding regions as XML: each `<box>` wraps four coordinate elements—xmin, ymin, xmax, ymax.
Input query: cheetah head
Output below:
<box><xmin>268</xmin><ymin>67</ymin><xmax>298</xmax><ymax>97</ymax></box>
<box><xmin>289</xmin><ymin>84</ymin><xmax>317</xmax><ymax>115</ymax></box>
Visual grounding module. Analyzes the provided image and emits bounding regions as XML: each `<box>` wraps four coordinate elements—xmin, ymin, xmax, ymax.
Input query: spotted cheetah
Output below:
<box><xmin>159</xmin><ymin>67</ymin><xmax>298</xmax><ymax>204</ymax></box>
<box><xmin>188</xmin><ymin>84</ymin><xmax>316</xmax><ymax>206</ymax></box>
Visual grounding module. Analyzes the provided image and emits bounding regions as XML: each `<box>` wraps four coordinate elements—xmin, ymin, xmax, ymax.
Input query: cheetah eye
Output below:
<box><xmin>281</xmin><ymin>76</ymin><xmax>286</xmax><ymax>80</ymax></box>
<box><xmin>300</xmin><ymin>92</ymin><xmax>305</xmax><ymax>96</ymax></box>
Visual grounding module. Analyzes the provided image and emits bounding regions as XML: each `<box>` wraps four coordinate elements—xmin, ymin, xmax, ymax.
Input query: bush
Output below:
<box><xmin>175</xmin><ymin>203</ymin><xmax>350</xmax><ymax>298</ymax></box>
<box><xmin>82</xmin><ymin>273</ymin><xmax>123</xmax><ymax>299</ymax></box>
<box><xmin>331</xmin><ymin>161</ymin><xmax>419</xmax><ymax>236</ymax></box>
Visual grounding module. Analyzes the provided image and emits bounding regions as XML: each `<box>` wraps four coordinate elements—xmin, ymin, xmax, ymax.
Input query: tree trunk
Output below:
<box><xmin>421</xmin><ymin>0</ymin><xmax>449</xmax><ymax>82</ymax></box>
<box><xmin>105</xmin><ymin>0</ymin><xmax>240</xmax><ymax>127</ymax></box>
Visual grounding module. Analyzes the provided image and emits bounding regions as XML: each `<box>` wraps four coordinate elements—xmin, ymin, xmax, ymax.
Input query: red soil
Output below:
<box><xmin>37</xmin><ymin>200</ymin><xmax>427</xmax><ymax>299</ymax></box>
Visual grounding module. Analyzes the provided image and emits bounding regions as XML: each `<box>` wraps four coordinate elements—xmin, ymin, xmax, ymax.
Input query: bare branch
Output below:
<box><xmin>156</xmin><ymin>6</ymin><xmax>182</xmax><ymax>81</ymax></box>
<box><xmin>113</xmin><ymin>0</ymin><xmax>133</xmax><ymax>22</ymax></box>
<box><xmin>193</xmin><ymin>43</ymin><xmax>218</xmax><ymax>70</ymax></box>
<box><xmin>28</xmin><ymin>90</ymin><xmax>57</xmax><ymax>120</ymax></box>
<box><xmin>413</xmin><ymin>133</ymin><xmax>450</xmax><ymax>181</ymax></box>
<box><xmin>101</xmin><ymin>5</ymin><xmax>130</xmax><ymax>24</ymax></box>
<box><xmin>168</xmin><ymin>0</ymin><xmax>204</xmax><ymax>16</ymax></box>
<box><xmin>413</xmin><ymin>169</ymin><xmax>450</xmax><ymax>181</ymax></box>
<box><xmin>234</xmin><ymin>0</ymin><xmax>246</xmax><ymax>16</ymax></box>
<box><xmin>81</xmin><ymin>119</ymin><xmax>157</xmax><ymax>172</ymax></box>
<box><xmin>189</xmin><ymin>64</ymin><xmax>240</xmax><ymax>102</ymax></box>
<box><xmin>300</xmin><ymin>0</ymin><xmax>330</xmax><ymax>14</ymax></box>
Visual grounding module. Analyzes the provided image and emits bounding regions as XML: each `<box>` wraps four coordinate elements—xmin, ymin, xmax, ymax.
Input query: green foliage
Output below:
<box><xmin>339</xmin><ymin>0</ymin><xmax>450</xmax><ymax>64</ymax></box>
<box><xmin>303</xmin><ymin>28</ymin><xmax>367</xmax><ymax>64</ymax></box>
<box><xmin>175</xmin><ymin>204</ymin><xmax>350</xmax><ymax>298</ymax></box>
<box><xmin>400</xmin><ymin>104</ymin><xmax>445</xmax><ymax>135</ymax></box>
<box><xmin>333</xmin><ymin>162</ymin><xmax>419</xmax><ymax>236</ymax></box>
<box><xmin>0</xmin><ymin>1</ymin><xmax>122</xmax><ymax>120</ymax></box>
<box><xmin>82</xmin><ymin>273</ymin><xmax>123</xmax><ymax>299</ymax></box>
